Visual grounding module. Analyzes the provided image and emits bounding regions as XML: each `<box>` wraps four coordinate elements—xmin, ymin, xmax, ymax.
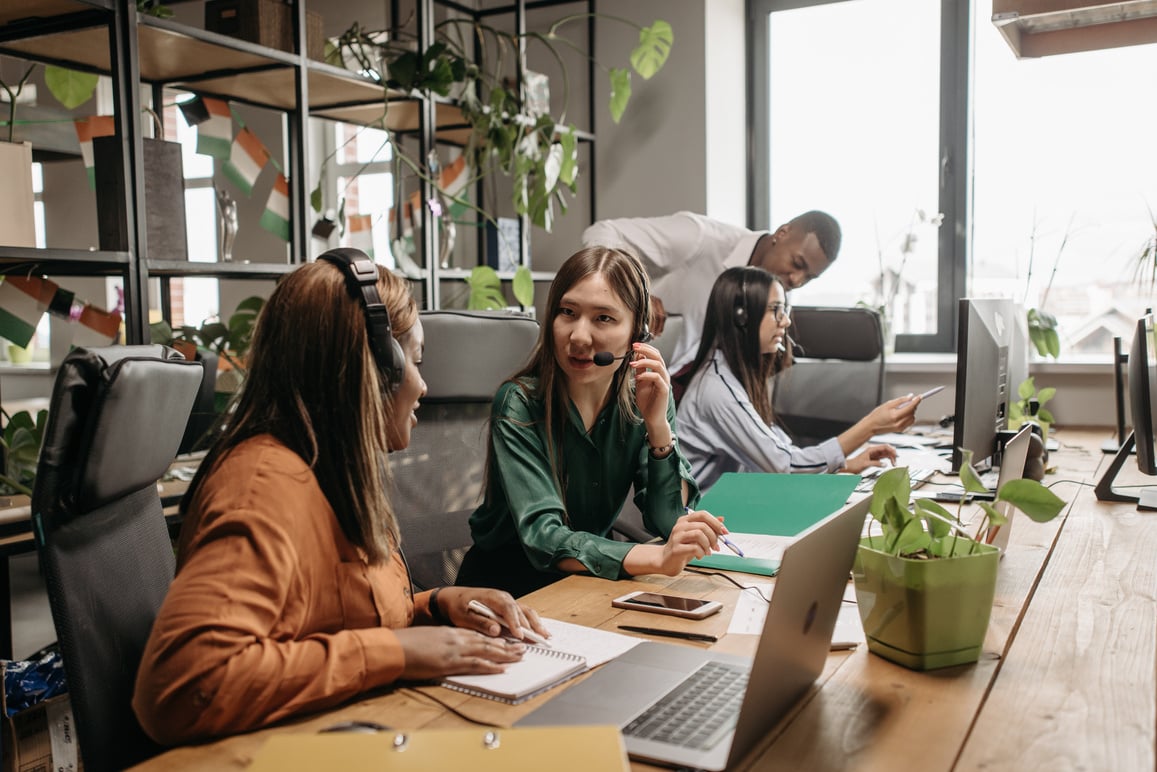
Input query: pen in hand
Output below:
<box><xmin>685</xmin><ymin>506</ymin><xmax>745</xmax><ymax>557</ymax></box>
<box><xmin>467</xmin><ymin>600</ymin><xmax>551</xmax><ymax>647</ymax></box>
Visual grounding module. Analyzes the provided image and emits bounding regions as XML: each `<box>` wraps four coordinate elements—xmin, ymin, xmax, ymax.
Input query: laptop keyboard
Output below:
<box><xmin>622</xmin><ymin>661</ymin><xmax>749</xmax><ymax>751</ymax></box>
<box><xmin>855</xmin><ymin>467</ymin><xmax>935</xmax><ymax>494</ymax></box>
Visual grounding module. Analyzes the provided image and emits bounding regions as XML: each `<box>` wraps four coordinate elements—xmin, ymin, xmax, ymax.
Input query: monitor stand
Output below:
<box><xmin>1095</xmin><ymin>432</ymin><xmax>1153</xmax><ymax>507</ymax></box>
<box><xmin>1103</xmin><ymin>336</ymin><xmax>1130</xmax><ymax>454</ymax></box>
<box><xmin>1140</xmin><ymin>490</ymin><xmax>1157</xmax><ymax>511</ymax></box>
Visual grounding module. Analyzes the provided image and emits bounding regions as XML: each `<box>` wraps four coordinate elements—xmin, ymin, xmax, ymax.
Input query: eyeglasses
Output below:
<box><xmin>768</xmin><ymin>303</ymin><xmax>792</xmax><ymax>324</ymax></box>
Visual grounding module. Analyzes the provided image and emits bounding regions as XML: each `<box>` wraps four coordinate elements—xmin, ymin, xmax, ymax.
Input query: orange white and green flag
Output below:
<box><xmin>260</xmin><ymin>173</ymin><xmax>290</xmax><ymax>241</ymax></box>
<box><xmin>74</xmin><ymin>116</ymin><xmax>116</xmax><ymax>189</ymax></box>
<box><xmin>223</xmin><ymin>127</ymin><xmax>269</xmax><ymax>196</ymax></box>
<box><xmin>195</xmin><ymin>97</ymin><xmax>234</xmax><ymax>159</ymax></box>
<box><xmin>0</xmin><ymin>275</ymin><xmax>56</xmax><ymax>347</ymax></box>
<box><xmin>71</xmin><ymin>303</ymin><xmax>121</xmax><ymax>348</ymax></box>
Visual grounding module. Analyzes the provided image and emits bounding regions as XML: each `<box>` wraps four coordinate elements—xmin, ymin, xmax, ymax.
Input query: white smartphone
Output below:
<box><xmin>901</xmin><ymin>385</ymin><xmax>945</xmax><ymax>408</ymax></box>
<box><xmin>611</xmin><ymin>591</ymin><xmax>723</xmax><ymax>620</ymax></box>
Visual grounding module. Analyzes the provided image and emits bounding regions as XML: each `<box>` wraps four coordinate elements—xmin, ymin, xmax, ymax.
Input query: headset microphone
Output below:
<box><xmin>593</xmin><ymin>351</ymin><xmax>630</xmax><ymax>367</ymax></box>
<box><xmin>786</xmin><ymin>334</ymin><xmax>804</xmax><ymax>358</ymax></box>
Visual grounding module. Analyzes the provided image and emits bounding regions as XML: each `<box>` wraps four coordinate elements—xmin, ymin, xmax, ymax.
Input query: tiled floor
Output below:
<box><xmin>9</xmin><ymin>552</ymin><xmax>57</xmax><ymax>660</ymax></box>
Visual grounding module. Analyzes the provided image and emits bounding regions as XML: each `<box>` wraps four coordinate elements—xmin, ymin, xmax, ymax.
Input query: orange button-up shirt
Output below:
<box><xmin>133</xmin><ymin>435</ymin><xmax>436</xmax><ymax>745</ymax></box>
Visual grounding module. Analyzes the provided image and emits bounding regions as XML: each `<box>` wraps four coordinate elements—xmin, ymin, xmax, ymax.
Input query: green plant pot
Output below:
<box><xmin>852</xmin><ymin>535</ymin><xmax>1000</xmax><ymax>671</ymax></box>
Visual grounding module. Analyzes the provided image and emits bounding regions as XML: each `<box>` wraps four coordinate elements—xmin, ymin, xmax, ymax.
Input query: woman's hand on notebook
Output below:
<box><xmin>395</xmin><ymin>626</ymin><xmax>527</xmax><ymax>680</ymax></box>
<box><xmin>436</xmin><ymin>587</ymin><xmax>550</xmax><ymax>644</ymax></box>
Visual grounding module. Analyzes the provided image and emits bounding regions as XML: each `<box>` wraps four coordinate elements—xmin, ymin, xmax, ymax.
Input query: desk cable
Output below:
<box><xmin>399</xmin><ymin>685</ymin><xmax>504</xmax><ymax>727</ymax></box>
<box><xmin>683</xmin><ymin>567</ymin><xmax>772</xmax><ymax>603</ymax></box>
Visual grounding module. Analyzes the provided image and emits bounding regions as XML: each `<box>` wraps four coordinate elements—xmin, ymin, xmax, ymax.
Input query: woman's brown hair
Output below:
<box><xmin>182</xmin><ymin>258</ymin><xmax>418</xmax><ymax>563</ymax></box>
<box><xmin>485</xmin><ymin>245</ymin><xmax>651</xmax><ymax>503</ymax></box>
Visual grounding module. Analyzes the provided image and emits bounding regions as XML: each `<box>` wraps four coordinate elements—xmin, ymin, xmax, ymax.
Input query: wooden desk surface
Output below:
<box><xmin>128</xmin><ymin>429</ymin><xmax>1154</xmax><ymax>772</ymax></box>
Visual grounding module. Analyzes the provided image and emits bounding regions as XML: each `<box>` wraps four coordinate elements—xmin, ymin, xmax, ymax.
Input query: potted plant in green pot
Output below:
<box><xmin>853</xmin><ymin>453</ymin><xmax>1066</xmax><ymax>670</ymax></box>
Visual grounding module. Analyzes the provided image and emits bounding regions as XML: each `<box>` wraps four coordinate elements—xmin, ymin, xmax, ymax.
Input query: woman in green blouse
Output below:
<box><xmin>456</xmin><ymin>246</ymin><xmax>729</xmax><ymax>597</ymax></box>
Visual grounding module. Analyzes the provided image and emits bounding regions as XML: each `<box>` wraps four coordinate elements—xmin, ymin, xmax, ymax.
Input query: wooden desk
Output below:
<box><xmin>128</xmin><ymin>429</ymin><xmax>1154</xmax><ymax>771</ymax></box>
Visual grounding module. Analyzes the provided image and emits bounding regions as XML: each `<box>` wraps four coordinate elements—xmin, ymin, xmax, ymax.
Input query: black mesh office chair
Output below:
<box><xmin>390</xmin><ymin>311</ymin><xmax>539</xmax><ymax>590</ymax></box>
<box><xmin>772</xmin><ymin>305</ymin><xmax>887</xmax><ymax>447</ymax></box>
<box><xmin>31</xmin><ymin>345</ymin><xmax>202</xmax><ymax>772</ymax></box>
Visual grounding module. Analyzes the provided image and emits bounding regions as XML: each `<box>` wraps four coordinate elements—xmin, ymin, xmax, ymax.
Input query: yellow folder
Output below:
<box><xmin>245</xmin><ymin>725</ymin><xmax>629</xmax><ymax>771</ymax></box>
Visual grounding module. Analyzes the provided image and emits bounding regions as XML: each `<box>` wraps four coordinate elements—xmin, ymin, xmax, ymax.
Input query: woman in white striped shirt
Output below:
<box><xmin>674</xmin><ymin>266</ymin><xmax>919</xmax><ymax>492</ymax></box>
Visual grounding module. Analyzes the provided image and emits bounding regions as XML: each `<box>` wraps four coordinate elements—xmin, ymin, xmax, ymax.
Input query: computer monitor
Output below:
<box><xmin>1095</xmin><ymin>312</ymin><xmax>1157</xmax><ymax>509</ymax></box>
<box><xmin>951</xmin><ymin>298</ymin><xmax>1015</xmax><ymax>473</ymax></box>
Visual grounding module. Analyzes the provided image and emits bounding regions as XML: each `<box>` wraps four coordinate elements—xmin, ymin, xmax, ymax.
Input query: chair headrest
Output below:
<box><xmin>789</xmin><ymin>306</ymin><xmax>884</xmax><ymax>361</ymax></box>
<box><xmin>32</xmin><ymin>345</ymin><xmax>204</xmax><ymax>530</ymax></box>
<box><xmin>418</xmin><ymin>311</ymin><xmax>540</xmax><ymax>402</ymax></box>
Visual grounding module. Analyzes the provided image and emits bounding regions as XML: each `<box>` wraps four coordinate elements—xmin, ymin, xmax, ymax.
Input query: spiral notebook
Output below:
<box><xmin>440</xmin><ymin>618</ymin><xmax>641</xmax><ymax>704</ymax></box>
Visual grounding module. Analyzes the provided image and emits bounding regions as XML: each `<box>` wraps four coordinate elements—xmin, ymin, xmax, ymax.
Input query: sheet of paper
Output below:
<box><xmin>717</xmin><ymin>533</ymin><xmax>795</xmax><ymax>561</ymax></box>
<box><xmin>893</xmin><ymin>447</ymin><xmax>952</xmax><ymax>473</ymax></box>
<box><xmin>871</xmin><ymin>432</ymin><xmax>939</xmax><ymax>448</ymax></box>
<box><xmin>727</xmin><ymin>582</ymin><xmax>864</xmax><ymax>649</ymax></box>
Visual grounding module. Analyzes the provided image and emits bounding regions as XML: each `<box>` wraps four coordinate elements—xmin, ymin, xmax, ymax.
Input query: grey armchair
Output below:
<box><xmin>31</xmin><ymin>345</ymin><xmax>202</xmax><ymax>772</ymax></box>
<box><xmin>390</xmin><ymin>311</ymin><xmax>540</xmax><ymax>590</ymax></box>
<box><xmin>772</xmin><ymin>305</ymin><xmax>887</xmax><ymax>447</ymax></box>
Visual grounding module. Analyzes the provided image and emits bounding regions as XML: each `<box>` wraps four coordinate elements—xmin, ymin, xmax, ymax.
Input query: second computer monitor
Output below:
<box><xmin>952</xmin><ymin>298</ymin><xmax>1016</xmax><ymax>472</ymax></box>
<box><xmin>1129</xmin><ymin>312</ymin><xmax>1157</xmax><ymax>477</ymax></box>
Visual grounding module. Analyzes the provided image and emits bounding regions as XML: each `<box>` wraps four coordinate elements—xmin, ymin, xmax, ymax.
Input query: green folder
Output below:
<box><xmin>690</xmin><ymin>473</ymin><xmax>862</xmax><ymax>576</ymax></box>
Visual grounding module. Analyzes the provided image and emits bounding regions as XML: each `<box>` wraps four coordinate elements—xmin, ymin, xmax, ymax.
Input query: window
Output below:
<box><xmin>971</xmin><ymin>0</ymin><xmax>1157</xmax><ymax>358</ymax></box>
<box><xmin>752</xmin><ymin>0</ymin><xmax>1157</xmax><ymax>359</ymax></box>
<box><xmin>751</xmin><ymin>0</ymin><xmax>964</xmax><ymax>353</ymax></box>
<box><xmin>329</xmin><ymin>123</ymin><xmax>394</xmax><ymax>267</ymax></box>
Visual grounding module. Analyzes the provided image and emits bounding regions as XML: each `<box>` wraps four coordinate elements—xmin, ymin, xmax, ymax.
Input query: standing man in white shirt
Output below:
<box><xmin>581</xmin><ymin>210</ymin><xmax>841</xmax><ymax>375</ymax></box>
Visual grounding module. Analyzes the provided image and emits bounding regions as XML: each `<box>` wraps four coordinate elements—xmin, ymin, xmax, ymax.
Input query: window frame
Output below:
<box><xmin>747</xmin><ymin>0</ymin><xmax>969</xmax><ymax>353</ymax></box>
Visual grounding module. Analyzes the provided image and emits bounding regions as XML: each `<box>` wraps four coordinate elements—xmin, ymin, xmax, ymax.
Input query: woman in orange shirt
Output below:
<box><xmin>133</xmin><ymin>249</ymin><xmax>546</xmax><ymax>745</ymax></box>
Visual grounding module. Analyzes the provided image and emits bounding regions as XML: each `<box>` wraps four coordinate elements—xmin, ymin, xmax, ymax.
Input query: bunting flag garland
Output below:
<box><xmin>223</xmin><ymin>127</ymin><xmax>269</xmax><ymax>195</ymax></box>
<box><xmin>259</xmin><ymin>173</ymin><xmax>291</xmax><ymax>241</ymax></box>
<box><xmin>347</xmin><ymin>214</ymin><xmax>374</xmax><ymax>258</ymax></box>
<box><xmin>71</xmin><ymin>304</ymin><xmax>121</xmax><ymax>348</ymax></box>
<box><xmin>0</xmin><ymin>276</ymin><xmax>56</xmax><ymax>347</ymax></box>
<box><xmin>74</xmin><ymin>116</ymin><xmax>116</xmax><ymax>189</ymax></box>
<box><xmin>194</xmin><ymin>97</ymin><xmax>234</xmax><ymax>159</ymax></box>
<box><xmin>176</xmin><ymin>95</ymin><xmax>210</xmax><ymax>127</ymax></box>
<box><xmin>47</xmin><ymin>286</ymin><xmax>75</xmax><ymax>319</ymax></box>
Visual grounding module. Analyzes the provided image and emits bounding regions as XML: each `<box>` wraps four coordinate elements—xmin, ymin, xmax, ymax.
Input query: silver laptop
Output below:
<box><xmin>984</xmin><ymin>424</ymin><xmax>1032</xmax><ymax>552</ymax></box>
<box><xmin>516</xmin><ymin>497</ymin><xmax>869</xmax><ymax>771</ymax></box>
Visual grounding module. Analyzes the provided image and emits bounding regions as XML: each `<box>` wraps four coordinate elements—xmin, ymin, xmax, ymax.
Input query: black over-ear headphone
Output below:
<box><xmin>317</xmin><ymin>247</ymin><xmax>405</xmax><ymax>392</ymax></box>
<box><xmin>733</xmin><ymin>270</ymin><xmax>749</xmax><ymax>328</ymax></box>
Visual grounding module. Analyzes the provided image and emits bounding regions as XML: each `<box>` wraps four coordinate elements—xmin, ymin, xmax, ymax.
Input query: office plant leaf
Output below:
<box><xmin>43</xmin><ymin>65</ymin><xmax>98</xmax><ymax>109</ymax></box>
<box><xmin>996</xmin><ymin>479</ymin><xmax>1065</xmax><ymax>523</ymax></box>
<box><xmin>631</xmin><ymin>21</ymin><xmax>673</xmax><ymax>79</ymax></box>
<box><xmin>466</xmin><ymin>266</ymin><xmax>506</xmax><ymax>310</ymax></box>
<box><xmin>512</xmin><ymin>266</ymin><xmax>534</xmax><ymax>308</ymax></box>
<box><xmin>609</xmin><ymin>68</ymin><xmax>631</xmax><ymax>123</ymax></box>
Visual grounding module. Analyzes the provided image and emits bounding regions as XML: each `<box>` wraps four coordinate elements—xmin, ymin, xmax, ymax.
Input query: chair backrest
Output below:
<box><xmin>31</xmin><ymin>345</ymin><xmax>202</xmax><ymax>772</ymax></box>
<box><xmin>390</xmin><ymin>311</ymin><xmax>540</xmax><ymax>590</ymax></box>
<box><xmin>653</xmin><ymin>312</ymin><xmax>685</xmax><ymax>366</ymax></box>
<box><xmin>178</xmin><ymin>347</ymin><xmax>219</xmax><ymax>455</ymax></box>
<box><xmin>772</xmin><ymin>306</ymin><xmax>886</xmax><ymax>447</ymax></box>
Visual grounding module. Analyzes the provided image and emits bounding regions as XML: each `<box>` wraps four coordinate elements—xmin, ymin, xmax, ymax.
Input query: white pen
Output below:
<box><xmin>467</xmin><ymin>599</ymin><xmax>551</xmax><ymax>647</ymax></box>
<box><xmin>900</xmin><ymin>384</ymin><xmax>945</xmax><ymax>408</ymax></box>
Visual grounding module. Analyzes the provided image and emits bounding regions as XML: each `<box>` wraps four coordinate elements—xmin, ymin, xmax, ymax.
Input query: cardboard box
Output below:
<box><xmin>2</xmin><ymin>693</ymin><xmax>82</xmax><ymax>772</ymax></box>
<box><xmin>205</xmin><ymin>0</ymin><xmax>325</xmax><ymax>60</ymax></box>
